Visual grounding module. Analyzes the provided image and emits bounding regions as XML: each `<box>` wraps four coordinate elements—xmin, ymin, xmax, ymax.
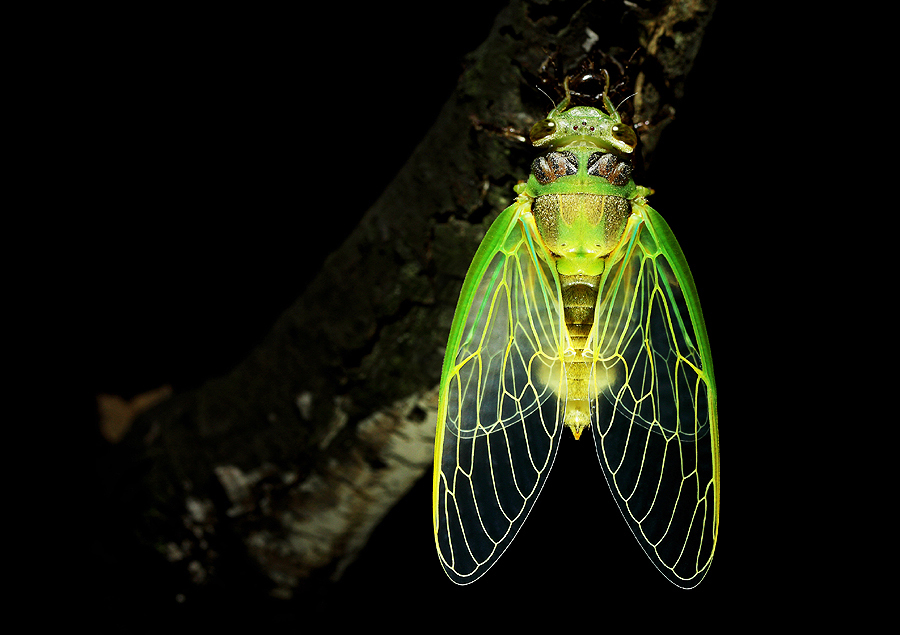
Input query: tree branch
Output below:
<box><xmin>106</xmin><ymin>0</ymin><xmax>717</xmax><ymax>602</ymax></box>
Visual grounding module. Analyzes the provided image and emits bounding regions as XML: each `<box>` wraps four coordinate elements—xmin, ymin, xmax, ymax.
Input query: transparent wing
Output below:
<box><xmin>588</xmin><ymin>203</ymin><xmax>719</xmax><ymax>588</ymax></box>
<box><xmin>433</xmin><ymin>201</ymin><xmax>566</xmax><ymax>584</ymax></box>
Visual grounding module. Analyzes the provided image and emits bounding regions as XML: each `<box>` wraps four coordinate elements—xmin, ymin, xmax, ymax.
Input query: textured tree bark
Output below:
<box><xmin>106</xmin><ymin>0</ymin><xmax>717</xmax><ymax>601</ymax></box>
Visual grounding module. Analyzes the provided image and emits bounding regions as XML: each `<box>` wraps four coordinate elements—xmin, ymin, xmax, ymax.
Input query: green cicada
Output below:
<box><xmin>432</xmin><ymin>72</ymin><xmax>719</xmax><ymax>587</ymax></box>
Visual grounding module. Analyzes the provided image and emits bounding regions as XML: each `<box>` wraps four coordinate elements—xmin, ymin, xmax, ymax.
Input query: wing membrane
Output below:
<box><xmin>434</xmin><ymin>201</ymin><xmax>565</xmax><ymax>584</ymax></box>
<box><xmin>589</xmin><ymin>203</ymin><xmax>719</xmax><ymax>588</ymax></box>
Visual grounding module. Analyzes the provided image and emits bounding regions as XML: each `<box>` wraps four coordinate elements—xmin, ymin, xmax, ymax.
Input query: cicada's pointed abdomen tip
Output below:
<box><xmin>563</xmin><ymin>397</ymin><xmax>591</xmax><ymax>440</ymax></box>
<box><xmin>566</xmin><ymin>412</ymin><xmax>590</xmax><ymax>441</ymax></box>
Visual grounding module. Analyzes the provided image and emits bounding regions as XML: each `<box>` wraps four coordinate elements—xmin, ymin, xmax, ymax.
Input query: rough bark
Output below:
<box><xmin>107</xmin><ymin>0</ymin><xmax>717</xmax><ymax>601</ymax></box>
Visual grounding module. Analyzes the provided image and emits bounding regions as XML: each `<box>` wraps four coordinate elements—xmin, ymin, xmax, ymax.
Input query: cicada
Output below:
<box><xmin>432</xmin><ymin>72</ymin><xmax>719</xmax><ymax>587</ymax></box>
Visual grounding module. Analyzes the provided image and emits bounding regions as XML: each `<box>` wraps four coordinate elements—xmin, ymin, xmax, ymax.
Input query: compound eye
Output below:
<box><xmin>530</xmin><ymin>119</ymin><xmax>556</xmax><ymax>144</ymax></box>
<box><xmin>610</xmin><ymin>123</ymin><xmax>637</xmax><ymax>149</ymax></box>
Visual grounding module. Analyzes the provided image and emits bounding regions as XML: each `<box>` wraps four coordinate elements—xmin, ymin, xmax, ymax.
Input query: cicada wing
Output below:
<box><xmin>589</xmin><ymin>203</ymin><xmax>719</xmax><ymax>588</ymax></box>
<box><xmin>434</xmin><ymin>201</ymin><xmax>566</xmax><ymax>584</ymax></box>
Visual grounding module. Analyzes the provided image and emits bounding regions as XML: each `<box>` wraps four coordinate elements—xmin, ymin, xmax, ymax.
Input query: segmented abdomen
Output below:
<box><xmin>558</xmin><ymin>274</ymin><xmax>600</xmax><ymax>438</ymax></box>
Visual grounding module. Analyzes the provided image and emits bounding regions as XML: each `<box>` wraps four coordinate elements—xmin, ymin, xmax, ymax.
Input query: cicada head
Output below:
<box><xmin>529</xmin><ymin>74</ymin><xmax>637</xmax><ymax>155</ymax></box>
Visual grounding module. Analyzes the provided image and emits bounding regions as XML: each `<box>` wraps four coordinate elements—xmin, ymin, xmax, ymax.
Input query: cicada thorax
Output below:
<box><xmin>530</xmin><ymin>146</ymin><xmax>634</xmax><ymax>439</ymax></box>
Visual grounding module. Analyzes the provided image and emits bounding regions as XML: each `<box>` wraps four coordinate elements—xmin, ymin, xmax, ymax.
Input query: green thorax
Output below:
<box><xmin>523</xmin><ymin>145</ymin><xmax>637</xmax><ymax>199</ymax></box>
<box><xmin>520</xmin><ymin>84</ymin><xmax>645</xmax><ymax>277</ymax></box>
<box><xmin>524</xmin><ymin>88</ymin><xmax>639</xmax><ymax>199</ymax></box>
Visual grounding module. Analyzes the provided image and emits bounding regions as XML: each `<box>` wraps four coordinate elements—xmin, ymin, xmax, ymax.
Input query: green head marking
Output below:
<box><xmin>529</xmin><ymin>74</ymin><xmax>637</xmax><ymax>155</ymax></box>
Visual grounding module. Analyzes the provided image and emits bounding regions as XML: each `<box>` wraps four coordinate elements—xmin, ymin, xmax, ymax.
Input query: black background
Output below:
<box><xmin>77</xmin><ymin>2</ymin><xmax>782</xmax><ymax>631</ymax></box>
